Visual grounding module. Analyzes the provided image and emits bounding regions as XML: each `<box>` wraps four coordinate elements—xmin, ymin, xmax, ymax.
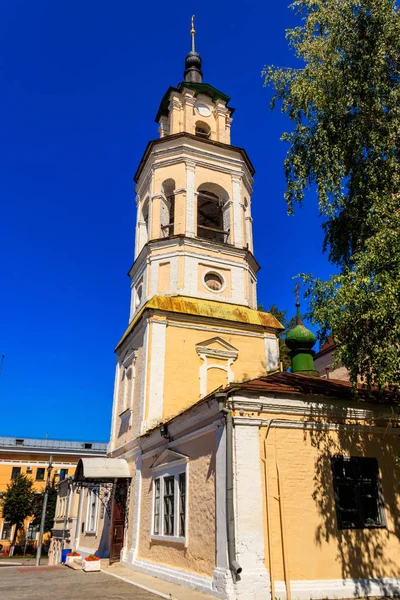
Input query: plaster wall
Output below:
<box><xmin>162</xmin><ymin>323</ymin><xmax>267</xmax><ymax>420</ymax></box>
<box><xmin>258</xmin><ymin>418</ymin><xmax>400</xmax><ymax>585</ymax></box>
<box><xmin>136</xmin><ymin>431</ymin><xmax>216</xmax><ymax>577</ymax></box>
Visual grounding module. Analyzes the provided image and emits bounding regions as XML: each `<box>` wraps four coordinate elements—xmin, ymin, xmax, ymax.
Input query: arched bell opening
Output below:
<box><xmin>161</xmin><ymin>178</ymin><xmax>175</xmax><ymax>237</ymax></box>
<box><xmin>195</xmin><ymin>121</ymin><xmax>211</xmax><ymax>139</ymax></box>
<box><xmin>197</xmin><ymin>183</ymin><xmax>230</xmax><ymax>244</ymax></box>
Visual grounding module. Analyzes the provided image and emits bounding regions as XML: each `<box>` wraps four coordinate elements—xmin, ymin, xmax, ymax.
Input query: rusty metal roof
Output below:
<box><xmin>224</xmin><ymin>372</ymin><xmax>397</xmax><ymax>404</ymax></box>
<box><xmin>116</xmin><ymin>295</ymin><xmax>284</xmax><ymax>350</ymax></box>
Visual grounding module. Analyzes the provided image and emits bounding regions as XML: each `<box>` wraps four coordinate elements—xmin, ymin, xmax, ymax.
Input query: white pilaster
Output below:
<box><xmin>186</xmin><ymin>162</ymin><xmax>196</xmax><ymax>237</ymax></box>
<box><xmin>232</xmin><ymin>175</ymin><xmax>243</xmax><ymax>248</ymax></box>
<box><xmin>234</xmin><ymin>424</ymin><xmax>270</xmax><ymax>599</ymax></box>
<box><xmin>109</xmin><ymin>362</ymin><xmax>121</xmax><ymax>452</ymax></box>
<box><xmin>127</xmin><ymin>452</ymin><xmax>142</xmax><ymax>564</ymax></box>
<box><xmin>213</xmin><ymin>424</ymin><xmax>236</xmax><ymax>598</ymax></box>
<box><xmin>146</xmin><ymin>320</ymin><xmax>167</xmax><ymax>427</ymax></box>
<box><xmin>265</xmin><ymin>335</ymin><xmax>279</xmax><ymax>372</ymax></box>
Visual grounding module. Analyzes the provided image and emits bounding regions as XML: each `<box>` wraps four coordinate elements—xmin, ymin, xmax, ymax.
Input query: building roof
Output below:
<box><xmin>116</xmin><ymin>295</ymin><xmax>284</xmax><ymax>351</ymax></box>
<box><xmin>223</xmin><ymin>372</ymin><xmax>398</xmax><ymax>404</ymax></box>
<box><xmin>0</xmin><ymin>436</ymin><xmax>108</xmax><ymax>456</ymax></box>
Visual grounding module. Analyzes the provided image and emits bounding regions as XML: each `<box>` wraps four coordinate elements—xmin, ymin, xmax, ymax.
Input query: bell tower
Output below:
<box><xmin>109</xmin><ymin>21</ymin><xmax>282</xmax><ymax>453</ymax></box>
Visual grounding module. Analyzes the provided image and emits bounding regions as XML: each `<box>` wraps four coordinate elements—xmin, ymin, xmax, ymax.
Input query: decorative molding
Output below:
<box><xmin>150</xmin><ymin>449</ymin><xmax>189</xmax><ymax>470</ymax></box>
<box><xmin>232</xmin><ymin>416</ymin><xmax>400</xmax><ymax>435</ymax></box>
<box><xmin>230</xmin><ymin>394</ymin><xmax>400</xmax><ymax>423</ymax></box>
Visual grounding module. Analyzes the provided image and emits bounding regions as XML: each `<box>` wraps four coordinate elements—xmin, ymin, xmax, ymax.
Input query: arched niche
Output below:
<box><xmin>161</xmin><ymin>179</ymin><xmax>175</xmax><ymax>237</ymax></box>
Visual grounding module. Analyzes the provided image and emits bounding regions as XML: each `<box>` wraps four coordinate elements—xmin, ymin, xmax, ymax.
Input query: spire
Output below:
<box><xmin>285</xmin><ymin>283</ymin><xmax>319</xmax><ymax>376</ymax></box>
<box><xmin>184</xmin><ymin>15</ymin><xmax>203</xmax><ymax>84</ymax></box>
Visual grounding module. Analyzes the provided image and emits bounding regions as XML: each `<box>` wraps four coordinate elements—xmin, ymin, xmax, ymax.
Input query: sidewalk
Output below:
<box><xmin>102</xmin><ymin>563</ymin><xmax>216</xmax><ymax>600</ymax></box>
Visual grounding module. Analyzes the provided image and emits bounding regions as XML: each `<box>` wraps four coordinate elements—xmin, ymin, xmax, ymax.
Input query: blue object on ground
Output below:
<box><xmin>61</xmin><ymin>549</ymin><xmax>71</xmax><ymax>563</ymax></box>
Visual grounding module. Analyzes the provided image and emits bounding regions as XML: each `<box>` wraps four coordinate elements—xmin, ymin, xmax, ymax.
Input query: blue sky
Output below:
<box><xmin>0</xmin><ymin>1</ymin><xmax>332</xmax><ymax>441</ymax></box>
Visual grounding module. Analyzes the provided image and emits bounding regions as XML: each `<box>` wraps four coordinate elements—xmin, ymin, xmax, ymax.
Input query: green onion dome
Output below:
<box><xmin>285</xmin><ymin>323</ymin><xmax>316</xmax><ymax>350</ymax></box>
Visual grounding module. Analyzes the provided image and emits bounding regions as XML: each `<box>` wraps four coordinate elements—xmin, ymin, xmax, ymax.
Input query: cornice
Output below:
<box><xmin>134</xmin><ymin>132</ymin><xmax>255</xmax><ymax>184</ymax></box>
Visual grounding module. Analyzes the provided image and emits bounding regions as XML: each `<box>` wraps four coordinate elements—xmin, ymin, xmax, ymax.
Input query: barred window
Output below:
<box><xmin>331</xmin><ymin>456</ymin><xmax>386</xmax><ymax>530</ymax></box>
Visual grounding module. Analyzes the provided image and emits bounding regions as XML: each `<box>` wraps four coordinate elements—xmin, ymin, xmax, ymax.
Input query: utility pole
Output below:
<box><xmin>35</xmin><ymin>455</ymin><xmax>53</xmax><ymax>566</ymax></box>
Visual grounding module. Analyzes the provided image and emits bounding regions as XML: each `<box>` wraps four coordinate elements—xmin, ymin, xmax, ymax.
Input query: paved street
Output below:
<box><xmin>0</xmin><ymin>565</ymin><xmax>160</xmax><ymax>599</ymax></box>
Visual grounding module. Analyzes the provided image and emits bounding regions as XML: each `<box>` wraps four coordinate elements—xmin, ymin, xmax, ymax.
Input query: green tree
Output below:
<box><xmin>32</xmin><ymin>478</ymin><xmax>58</xmax><ymax>534</ymax></box>
<box><xmin>263</xmin><ymin>0</ymin><xmax>400</xmax><ymax>391</ymax></box>
<box><xmin>0</xmin><ymin>474</ymin><xmax>35</xmax><ymax>551</ymax></box>
<box><xmin>260</xmin><ymin>304</ymin><xmax>296</xmax><ymax>371</ymax></box>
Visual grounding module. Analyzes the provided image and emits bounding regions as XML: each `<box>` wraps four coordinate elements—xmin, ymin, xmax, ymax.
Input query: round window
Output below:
<box><xmin>204</xmin><ymin>271</ymin><xmax>224</xmax><ymax>292</ymax></box>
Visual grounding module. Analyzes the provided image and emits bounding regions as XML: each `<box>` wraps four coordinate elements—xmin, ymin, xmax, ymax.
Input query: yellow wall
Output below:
<box><xmin>258</xmin><ymin>417</ymin><xmax>400</xmax><ymax>583</ymax></box>
<box><xmin>137</xmin><ymin>431</ymin><xmax>216</xmax><ymax>577</ymax></box>
<box><xmin>162</xmin><ymin>321</ymin><xmax>267</xmax><ymax>420</ymax></box>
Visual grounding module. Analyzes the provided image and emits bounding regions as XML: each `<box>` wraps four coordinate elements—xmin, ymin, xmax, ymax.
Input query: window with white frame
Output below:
<box><xmin>1</xmin><ymin>521</ymin><xmax>12</xmax><ymax>540</ymax></box>
<box><xmin>86</xmin><ymin>486</ymin><xmax>99</xmax><ymax>534</ymax></box>
<box><xmin>152</xmin><ymin>467</ymin><xmax>187</xmax><ymax>542</ymax></box>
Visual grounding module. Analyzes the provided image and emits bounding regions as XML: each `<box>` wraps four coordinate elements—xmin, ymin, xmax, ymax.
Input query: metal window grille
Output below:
<box><xmin>331</xmin><ymin>456</ymin><xmax>386</xmax><ymax>530</ymax></box>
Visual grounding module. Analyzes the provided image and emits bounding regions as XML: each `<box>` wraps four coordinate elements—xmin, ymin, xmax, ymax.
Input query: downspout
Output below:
<box><xmin>216</xmin><ymin>392</ymin><xmax>242</xmax><ymax>578</ymax></box>
<box><xmin>261</xmin><ymin>421</ymin><xmax>275</xmax><ymax>600</ymax></box>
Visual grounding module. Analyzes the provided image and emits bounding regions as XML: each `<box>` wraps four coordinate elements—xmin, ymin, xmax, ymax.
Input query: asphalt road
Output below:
<box><xmin>0</xmin><ymin>565</ymin><xmax>160</xmax><ymax>599</ymax></box>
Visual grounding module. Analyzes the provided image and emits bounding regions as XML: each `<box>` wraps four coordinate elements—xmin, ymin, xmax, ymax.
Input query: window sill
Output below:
<box><xmin>151</xmin><ymin>534</ymin><xmax>185</xmax><ymax>545</ymax></box>
<box><xmin>84</xmin><ymin>531</ymin><xmax>97</xmax><ymax>536</ymax></box>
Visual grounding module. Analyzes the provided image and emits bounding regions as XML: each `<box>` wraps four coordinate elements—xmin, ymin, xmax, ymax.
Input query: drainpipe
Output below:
<box><xmin>215</xmin><ymin>392</ymin><xmax>242</xmax><ymax>578</ymax></box>
<box><xmin>262</xmin><ymin>421</ymin><xmax>275</xmax><ymax>600</ymax></box>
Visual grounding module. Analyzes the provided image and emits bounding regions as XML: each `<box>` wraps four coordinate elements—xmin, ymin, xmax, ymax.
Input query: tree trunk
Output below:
<box><xmin>10</xmin><ymin>523</ymin><xmax>20</xmax><ymax>557</ymax></box>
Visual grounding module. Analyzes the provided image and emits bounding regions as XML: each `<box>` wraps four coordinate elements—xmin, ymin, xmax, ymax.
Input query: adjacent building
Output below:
<box><xmin>0</xmin><ymin>436</ymin><xmax>107</xmax><ymax>553</ymax></box>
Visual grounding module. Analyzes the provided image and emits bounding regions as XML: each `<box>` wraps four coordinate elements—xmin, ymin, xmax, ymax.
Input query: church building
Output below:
<box><xmin>56</xmin><ymin>22</ymin><xmax>400</xmax><ymax>600</ymax></box>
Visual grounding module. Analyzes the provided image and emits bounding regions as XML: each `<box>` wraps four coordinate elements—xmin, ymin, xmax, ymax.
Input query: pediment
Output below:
<box><xmin>151</xmin><ymin>449</ymin><xmax>189</xmax><ymax>470</ymax></box>
<box><xmin>196</xmin><ymin>337</ymin><xmax>238</xmax><ymax>359</ymax></box>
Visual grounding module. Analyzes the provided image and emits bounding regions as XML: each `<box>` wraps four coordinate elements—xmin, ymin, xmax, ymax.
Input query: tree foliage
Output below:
<box><xmin>0</xmin><ymin>474</ymin><xmax>35</xmax><ymax>546</ymax></box>
<box><xmin>263</xmin><ymin>0</ymin><xmax>400</xmax><ymax>391</ymax></box>
<box><xmin>261</xmin><ymin>303</ymin><xmax>296</xmax><ymax>371</ymax></box>
<box><xmin>32</xmin><ymin>478</ymin><xmax>57</xmax><ymax>534</ymax></box>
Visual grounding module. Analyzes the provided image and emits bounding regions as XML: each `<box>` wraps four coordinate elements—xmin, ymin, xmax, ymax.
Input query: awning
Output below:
<box><xmin>74</xmin><ymin>457</ymin><xmax>131</xmax><ymax>483</ymax></box>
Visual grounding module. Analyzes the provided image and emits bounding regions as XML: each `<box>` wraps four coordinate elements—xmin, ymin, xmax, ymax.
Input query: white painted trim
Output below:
<box><xmin>233</xmin><ymin>423</ymin><xmax>271</xmax><ymax>598</ymax></box>
<box><xmin>0</xmin><ymin>461</ymin><xmax>76</xmax><ymax>468</ymax></box>
<box><xmin>140</xmin><ymin>422</ymin><xmax>218</xmax><ymax>459</ymax></box>
<box><xmin>150</xmin><ymin>463</ymin><xmax>188</xmax><ymax>544</ymax></box>
<box><xmin>146</xmin><ymin>320</ymin><xmax>167</xmax><ymax>426</ymax></box>
<box><xmin>186</xmin><ymin>163</ymin><xmax>195</xmax><ymax>237</ymax></box>
<box><xmin>230</xmin><ymin>394</ymin><xmax>400</xmax><ymax>422</ymax></box>
<box><xmin>203</xmin><ymin>270</ymin><xmax>227</xmax><ymax>294</ymax></box>
<box><xmin>274</xmin><ymin>577</ymin><xmax>400</xmax><ymax>600</ymax></box>
<box><xmin>232</xmin><ymin>416</ymin><xmax>400</xmax><ymax>435</ymax></box>
<box><xmin>138</xmin><ymin>320</ymin><xmax>150</xmax><ymax>436</ymax></box>
<box><xmin>85</xmin><ymin>485</ymin><xmax>100</xmax><ymax>534</ymax></box>
<box><xmin>231</xmin><ymin>176</ymin><xmax>243</xmax><ymax>248</ymax></box>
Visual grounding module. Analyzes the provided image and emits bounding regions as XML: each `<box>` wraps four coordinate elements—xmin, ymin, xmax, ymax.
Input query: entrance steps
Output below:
<box><xmin>102</xmin><ymin>563</ymin><xmax>216</xmax><ymax>600</ymax></box>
